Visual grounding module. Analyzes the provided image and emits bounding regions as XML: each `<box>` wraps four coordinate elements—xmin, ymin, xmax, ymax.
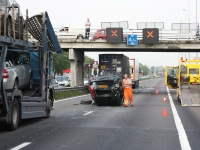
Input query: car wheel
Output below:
<box><xmin>77</xmin><ymin>35</ymin><xmax>83</xmax><ymax>40</ymax></box>
<box><xmin>8</xmin><ymin>97</ymin><xmax>20</xmax><ymax>131</ymax></box>
<box><xmin>13</xmin><ymin>79</ymin><xmax>19</xmax><ymax>90</ymax></box>
<box><xmin>7</xmin><ymin>17</ymin><xmax>12</xmax><ymax>37</ymax></box>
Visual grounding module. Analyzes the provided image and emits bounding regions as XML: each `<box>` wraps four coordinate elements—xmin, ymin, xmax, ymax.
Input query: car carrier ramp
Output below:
<box><xmin>179</xmin><ymin>84</ymin><xmax>200</xmax><ymax>106</ymax></box>
<box><xmin>28</xmin><ymin>11</ymin><xmax>63</xmax><ymax>54</ymax></box>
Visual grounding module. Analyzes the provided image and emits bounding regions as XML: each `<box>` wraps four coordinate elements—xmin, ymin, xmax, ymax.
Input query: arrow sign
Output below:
<box><xmin>127</xmin><ymin>34</ymin><xmax>138</xmax><ymax>46</ymax></box>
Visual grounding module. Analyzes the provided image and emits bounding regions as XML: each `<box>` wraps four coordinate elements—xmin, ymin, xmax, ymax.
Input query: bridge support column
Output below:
<box><xmin>69</xmin><ymin>49</ymin><xmax>84</xmax><ymax>87</ymax></box>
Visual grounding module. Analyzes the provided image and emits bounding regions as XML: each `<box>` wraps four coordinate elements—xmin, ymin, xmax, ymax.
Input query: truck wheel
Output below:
<box><xmin>8</xmin><ymin>98</ymin><xmax>20</xmax><ymax>131</ymax></box>
<box><xmin>45</xmin><ymin>92</ymin><xmax>52</xmax><ymax>118</ymax></box>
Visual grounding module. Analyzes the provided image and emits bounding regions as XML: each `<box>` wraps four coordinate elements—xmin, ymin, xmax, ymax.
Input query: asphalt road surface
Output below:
<box><xmin>0</xmin><ymin>78</ymin><xmax>200</xmax><ymax>150</ymax></box>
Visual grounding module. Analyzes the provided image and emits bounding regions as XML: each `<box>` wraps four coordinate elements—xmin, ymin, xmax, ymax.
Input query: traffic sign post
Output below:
<box><xmin>127</xmin><ymin>34</ymin><xmax>138</xmax><ymax>46</ymax></box>
<box><xmin>142</xmin><ymin>28</ymin><xmax>159</xmax><ymax>44</ymax></box>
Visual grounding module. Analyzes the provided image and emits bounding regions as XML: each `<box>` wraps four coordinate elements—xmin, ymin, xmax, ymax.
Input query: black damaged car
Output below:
<box><xmin>89</xmin><ymin>75</ymin><xmax>123</xmax><ymax>106</ymax></box>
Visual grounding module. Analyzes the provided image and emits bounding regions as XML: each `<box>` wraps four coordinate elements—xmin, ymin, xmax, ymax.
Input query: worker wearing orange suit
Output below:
<box><xmin>123</xmin><ymin>74</ymin><xmax>133</xmax><ymax>107</ymax></box>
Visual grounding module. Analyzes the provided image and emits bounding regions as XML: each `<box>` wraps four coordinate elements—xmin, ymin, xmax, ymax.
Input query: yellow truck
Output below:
<box><xmin>165</xmin><ymin>57</ymin><xmax>200</xmax><ymax>106</ymax></box>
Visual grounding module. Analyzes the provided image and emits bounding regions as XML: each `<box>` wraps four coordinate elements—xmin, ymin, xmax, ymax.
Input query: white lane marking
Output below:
<box><xmin>10</xmin><ymin>142</ymin><xmax>31</xmax><ymax>150</ymax></box>
<box><xmin>83</xmin><ymin>111</ymin><xmax>93</xmax><ymax>116</ymax></box>
<box><xmin>166</xmin><ymin>86</ymin><xmax>191</xmax><ymax>150</ymax></box>
<box><xmin>55</xmin><ymin>94</ymin><xmax>90</xmax><ymax>103</ymax></box>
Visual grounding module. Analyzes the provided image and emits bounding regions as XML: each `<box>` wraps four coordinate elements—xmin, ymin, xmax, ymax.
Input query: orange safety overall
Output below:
<box><xmin>123</xmin><ymin>78</ymin><xmax>133</xmax><ymax>107</ymax></box>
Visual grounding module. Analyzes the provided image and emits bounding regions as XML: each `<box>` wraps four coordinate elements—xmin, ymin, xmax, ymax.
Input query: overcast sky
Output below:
<box><xmin>17</xmin><ymin>0</ymin><xmax>200</xmax><ymax>67</ymax></box>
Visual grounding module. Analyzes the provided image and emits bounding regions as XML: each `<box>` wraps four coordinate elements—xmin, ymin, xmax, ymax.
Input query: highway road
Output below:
<box><xmin>0</xmin><ymin>78</ymin><xmax>200</xmax><ymax>150</ymax></box>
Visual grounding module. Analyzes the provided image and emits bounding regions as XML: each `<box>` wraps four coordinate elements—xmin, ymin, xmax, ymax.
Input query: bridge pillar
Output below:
<box><xmin>69</xmin><ymin>49</ymin><xmax>84</xmax><ymax>87</ymax></box>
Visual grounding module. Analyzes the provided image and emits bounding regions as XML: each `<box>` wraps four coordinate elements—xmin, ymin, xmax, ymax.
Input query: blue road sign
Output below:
<box><xmin>127</xmin><ymin>34</ymin><xmax>138</xmax><ymax>46</ymax></box>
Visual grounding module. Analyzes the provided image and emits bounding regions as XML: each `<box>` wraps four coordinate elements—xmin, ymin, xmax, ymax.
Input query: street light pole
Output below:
<box><xmin>196</xmin><ymin>0</ymin><xmax>197</xmax><ymax>26</ymax></box>
<box><xmin>196</xmin><ymin>0</ymin><xmax>198</xmax><ymax>57</ymax></box>
<box><xmin>182</xmin><ymin>9</ymin><xmax>186</xmax><ymax>43</ymax></box>
<box><xmin>188</xmin><ymin>0</ymin><xmax>190</xmax><ymax>23</ymax></box>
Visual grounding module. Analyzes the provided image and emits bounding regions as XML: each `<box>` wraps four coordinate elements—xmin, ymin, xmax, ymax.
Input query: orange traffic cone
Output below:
<box><xmin>162</xmin><ymin>108</ymin><xmax>168</xmax><ymax>116</ymax></box>
<box><xmin>156</xmin><ymin>90</ymin><xmax>158</xmax><ymax>94</ymax></box>
<box><xmin>163</xmin><ymin>97</ymin><xmax>166</xmax><ymax>102</ymax></box>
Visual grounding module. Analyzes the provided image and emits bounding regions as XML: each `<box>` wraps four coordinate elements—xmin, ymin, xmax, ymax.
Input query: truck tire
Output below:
<box><xmin>46</xmin><ymin>92</ymin><xmax>52</xmax><ymax>118</ymax></box>
<box><xmin>8</xmin><ymin>98</ymin><xmax>20</xmax><ymax>131</ymax></box>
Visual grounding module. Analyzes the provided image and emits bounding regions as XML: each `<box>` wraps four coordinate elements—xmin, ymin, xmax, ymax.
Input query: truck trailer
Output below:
<box><xmin>0</xmin><ymin>11</ymin><xmax>63</xmax><ymax>130</ymax></box>
<box><xmin>129</xmin><ymin>58</ymin><xmax>140</xmax><ymax>88</ymax></box>
<box><xmin>98</xmin><ymin>54</ymin><xmax>130</xmax><ymax>78</ymax></box>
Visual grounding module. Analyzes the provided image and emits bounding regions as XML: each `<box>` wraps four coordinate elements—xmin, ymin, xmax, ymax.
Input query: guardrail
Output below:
<box><xmin>28</xmin><ymin>28</ymin><xmax>200</xmax><ymax>42</ymax></box>
<box><xmin>54</xmin><ymin>85</ymin><xmax>89</xmax><ymax>93</ymax></box>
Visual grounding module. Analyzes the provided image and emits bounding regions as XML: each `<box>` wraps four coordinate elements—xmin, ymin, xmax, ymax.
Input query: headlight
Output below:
<box><xmin>115</xmin><ymin>84</ymin><xmax>119</xmax><ymax>88</ymax></box>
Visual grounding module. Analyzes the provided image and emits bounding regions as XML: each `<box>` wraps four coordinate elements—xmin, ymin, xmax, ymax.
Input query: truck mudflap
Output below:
<box><xmin>178</xmin><ymin>84</ymin><xmax>200</xmax><ymax>106</ymax></box>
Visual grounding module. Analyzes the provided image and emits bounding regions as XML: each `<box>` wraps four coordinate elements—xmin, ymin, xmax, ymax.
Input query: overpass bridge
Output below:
<box><xmin>28</xmin><ymin>28</ymin><xmax>200</xmax><ymax>86</ymax></box>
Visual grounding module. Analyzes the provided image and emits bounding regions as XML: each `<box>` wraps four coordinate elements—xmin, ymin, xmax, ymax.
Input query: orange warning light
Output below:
<box><xmin>147</xmin><ymin>31</ymin><xmax>153</xmax><ymax>38</ymax></box>
<box><xmin>111</xmin><ymin>30</ymin><xmax>118</xmax><ymax>36</ymax></box>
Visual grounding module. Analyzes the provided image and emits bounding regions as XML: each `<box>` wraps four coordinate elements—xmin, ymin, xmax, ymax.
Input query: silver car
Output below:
<box><xmin>3</xmin><ymin>51</ymin><xmax>33</xmax><ymax>91</ymax></box>
<box><xmin>56</xmin><ymin>76</ymin><xmax>70</xmax><ymax>87</ymax></box>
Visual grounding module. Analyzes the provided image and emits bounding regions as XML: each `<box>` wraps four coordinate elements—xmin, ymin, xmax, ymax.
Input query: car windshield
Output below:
<box><xmin>64</xmin><ymin>76</ymin><xmax>68</xmax><ymax>81</ymax></box>
<box><xmin>56</xmin><ymin>76</ymin><xmax>64</xmax><ymax>81</ymax></box>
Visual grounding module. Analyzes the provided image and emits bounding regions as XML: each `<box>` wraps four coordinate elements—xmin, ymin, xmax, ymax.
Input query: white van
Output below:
<box><xmin>55</xmin><ymin>23</ymin><xmax>86</xmax><ymax>39</ymax></box>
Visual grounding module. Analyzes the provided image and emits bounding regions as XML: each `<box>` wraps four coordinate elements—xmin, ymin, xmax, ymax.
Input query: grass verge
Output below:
<box><xmin>55</xmin><ymin>90</ymin><xmax>87</xmax><ymax>100</ymax></box>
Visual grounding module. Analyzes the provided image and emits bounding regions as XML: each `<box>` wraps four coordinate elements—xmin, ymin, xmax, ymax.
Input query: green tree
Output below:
<box><xmin>54</xmin><ymin>52</ymin><xmax>70</xmax><ymax>75</ymax></box>
<box><xmin>53</xmin><ymin>52</ymin><xmax>94</xmax><ymax>75</ymax></box>
<box><xmin>84</xmin><ymin>55</ymin><xmax>94</xmax><ymax>64</ymax></box>
<box><xmin>139</xmin><ymin>63</ymin><xmax>149</xmax><ymax>75</ymax></box>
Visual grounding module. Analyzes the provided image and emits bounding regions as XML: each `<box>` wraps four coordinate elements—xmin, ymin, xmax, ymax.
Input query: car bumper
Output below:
<box><xmin>94</xmin><ymin>89</ymin><xmax>120</xmax><ymax>99</ymax></box>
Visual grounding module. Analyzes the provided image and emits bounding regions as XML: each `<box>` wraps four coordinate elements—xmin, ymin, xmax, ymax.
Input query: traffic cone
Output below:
<box><xmin>156</xmin><ymin>89</ymin><xmax>158</xmax><ymax>94</ymax></box>
<box><xmin>163</xmin><ymin>97</ymin><xmax>166</xmax><ymax>102</ymax></box>
<box><xmin>162</xmin><ymin>108</ymin><xmax>168</xmax><ymax>116</ymax></box>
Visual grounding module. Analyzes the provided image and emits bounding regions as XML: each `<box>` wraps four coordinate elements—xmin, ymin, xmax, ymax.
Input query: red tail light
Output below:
<box><xmin>2</xmin><ymin>69</ymin><xmax>9</xmax><ymax>78</ymax></box>
<box><xmin>89</xmin><ymin>85</ymin><xmax>96</xmax><ymax>99</ymax></box>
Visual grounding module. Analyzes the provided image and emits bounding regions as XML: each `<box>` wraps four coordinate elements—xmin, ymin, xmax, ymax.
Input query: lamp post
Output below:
<box><xmin>182</xmin><ymin>9</ymin><xmax>187</xmax><ymax>43</ymax></box>
<box><xmin>188</xmin><ymin>0</ymin><xmax>190</xmax><ymax>23</ymax></box>
<box><xmin>182</xmin><ymin>9</ymin><xmax>186</xmax><ymax>23</ymax></box>
<box><xmin>196</xmin><ymin>0</ymin><xmax>198</xmax><ymax>58</ymax></box>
